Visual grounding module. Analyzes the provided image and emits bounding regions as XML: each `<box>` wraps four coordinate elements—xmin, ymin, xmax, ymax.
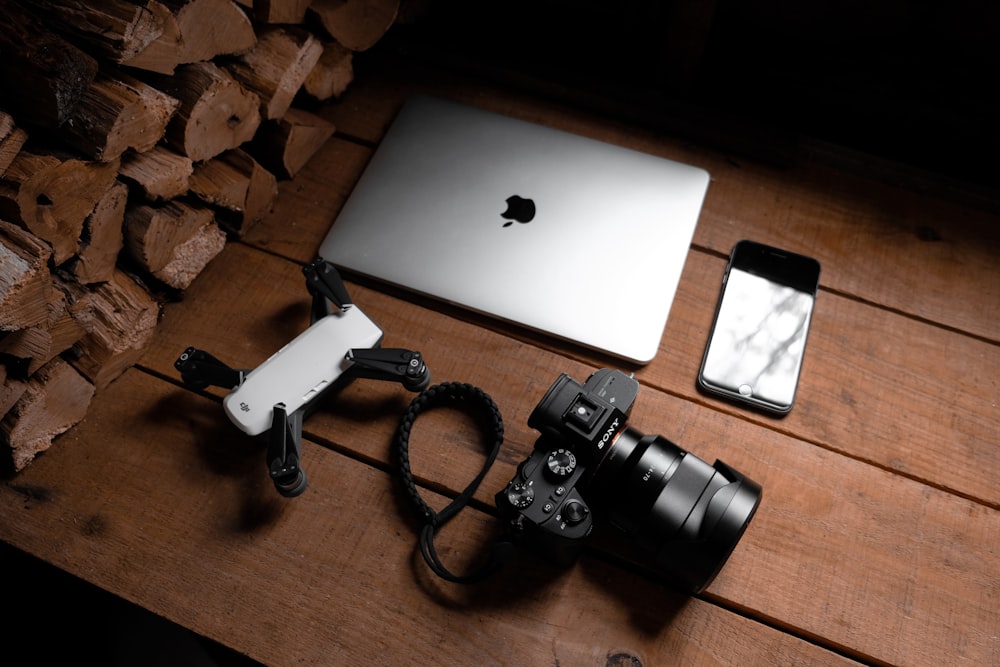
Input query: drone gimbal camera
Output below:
<box><xmin>175</xmin><ymin>258</ymin><xmax>430</xmax><ymax>498</ymax></box>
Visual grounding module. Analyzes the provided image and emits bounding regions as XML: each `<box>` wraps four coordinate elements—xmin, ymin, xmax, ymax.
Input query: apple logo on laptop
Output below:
<box><xmin>501</xmin><ymin>195</ymin><xmax>535</xmax><ymax>227</ymax></box>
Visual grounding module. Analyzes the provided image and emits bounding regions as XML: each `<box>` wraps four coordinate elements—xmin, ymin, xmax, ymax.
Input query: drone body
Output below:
<box><xmin>175</xmin><ymin>258</ymin><xmax>429</xmax><ymax>497</ymax></box>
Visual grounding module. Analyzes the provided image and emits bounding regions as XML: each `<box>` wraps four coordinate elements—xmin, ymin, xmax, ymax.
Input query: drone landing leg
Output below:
<box><xmin>268</xmin><ymin>404</ymin><xmax>307</xmax><ymax>498</ymax></box>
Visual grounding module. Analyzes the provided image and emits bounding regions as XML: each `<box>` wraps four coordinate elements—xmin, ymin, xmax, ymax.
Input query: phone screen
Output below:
<box><xmin>698</xmin><ymin>240</ymin><xmax>821</xmax><ymax>414</ymax></box>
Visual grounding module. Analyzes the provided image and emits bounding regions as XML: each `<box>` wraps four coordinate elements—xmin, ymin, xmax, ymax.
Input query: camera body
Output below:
<box><xmin>496</xmin><ymin>368</ymin><xmax>761</xmax><ymax>593</ymax></box>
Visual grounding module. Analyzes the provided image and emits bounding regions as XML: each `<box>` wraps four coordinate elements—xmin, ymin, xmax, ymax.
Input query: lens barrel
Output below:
<box><xmin>591</xmin><ymin>427</ymin><xmax>761</xmax><ymax>593</ymax></box>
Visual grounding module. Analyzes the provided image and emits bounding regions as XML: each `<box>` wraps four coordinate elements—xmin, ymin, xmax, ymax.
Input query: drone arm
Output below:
<box><xmin>347</xmin><ymin>348</ymin><xmax>430</xmax><ymax>392</ymax></box>
<box><xmin>174</xmin><ymin>347</ymin><xmax>248</xmax><ymax>390</ymax></box>
<box><xmin>267</xmin><ymin>403</ymin><xmax>308</xmax><ymax>498</ymax></box>
<box><xmin>303</xmin><ymin>258</ymin><xmax>352</xmax><ymax>323</ymax></box>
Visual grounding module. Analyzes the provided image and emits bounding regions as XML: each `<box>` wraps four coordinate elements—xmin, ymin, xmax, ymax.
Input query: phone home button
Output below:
<box><xmin>739</xmin><ymin>384</ymin><xmax>753</xmax><ymax>397</ymax></box>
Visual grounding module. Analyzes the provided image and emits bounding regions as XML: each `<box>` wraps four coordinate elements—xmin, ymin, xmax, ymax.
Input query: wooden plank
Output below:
<box><xmin>316</xmin><ymin>53</ymin><xmax>1000</xmax><ymax>344</ymax></box>
<box><xmin>3</xmin><ymin>44</ymin><xmax>995</xmax><ymax>667</ymax></box>
<box><xmin>237</xmin><ymin>133</ymin><xmax>1000</xmax><ymax>509</ymax></box>
<box><xmin>138</xmin><ymin>243</ymin><xmax>999</xmax><ymax>666</ymax></box>
<box><xmin>0</xmin><ymin>370</ymin><xmax>861</xmax><ymax>667</ymax></box>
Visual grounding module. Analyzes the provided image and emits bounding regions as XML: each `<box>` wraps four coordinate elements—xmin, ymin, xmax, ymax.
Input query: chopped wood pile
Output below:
<box><xmin>0</xmin><ymin>0</ymin><xmax>408</xmax><ymax>472</ymax></box>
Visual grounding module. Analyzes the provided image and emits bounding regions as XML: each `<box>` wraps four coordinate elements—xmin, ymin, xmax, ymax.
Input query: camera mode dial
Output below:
<box><xmin>506</xmin><ymin>482</ymin><xmax>535</xmax><ymax>509</ymax></box>
<box><xmin>546</xmin><ymin>449</ymin><xmax>577</xmax><ymax>478</ymax></box>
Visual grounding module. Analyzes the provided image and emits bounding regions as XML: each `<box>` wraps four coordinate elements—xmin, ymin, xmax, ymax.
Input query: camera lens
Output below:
<box><xmin>590</xmin><ymin>427</ymin><xmax>761</xmax><ymax>593</ymax></box>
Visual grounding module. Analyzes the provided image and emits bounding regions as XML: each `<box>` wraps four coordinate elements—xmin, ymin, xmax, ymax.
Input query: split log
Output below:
<box><xmin>0</xmin><ymin>288</ymin><xmax>83</xmax><ymax>378</ymax></box>
<box><xmin>0</xmin><ymin>1</ymin><xmax>99</xmax><ymax>128</ymax></box>
<box><xmin>1</xmin><ymin>113</ymin><xmax>29</xmax><ymax>177</ymax></box>
<box><xmin>61</xmin><ymin>70</ymin><xmax>180</xmax><ymax>162</ymax></box>
<box><xmin>64</xmin><ymin>269</ymin><xmax>160</xmax><ymax>390</ymax></box>
<box><xmin>0</xmin><ymin>371</ymin><xmax>28</xmax><ymax>420</ymax></box>
<box><xmin>0</xmin><ymin>1</ymin><xmax>97</xmax><ymax>128</ymax></box>
<box><xmin>1</xmin><ymin>357</ymin><xmax>95</xmax><ymax>472</ymax></box>
<box><xmin>252</xmin><ymin>0</ymin><xmax>313</xmax><ymax>24</ymax></box>
<box><xmin>0</xmin><ymin>150</ymin><xmax>120</xmax><ymax>265</ymax></box>
<box><xmin>309</xmin><ymin>0</ymin><xmax>400</xmax><ymax>52</ymax></box>
<box><xmin>71</xmin><ymin>181</ymin><xmax>129</xmax><ymax>285</ymax></box>
<box><xmin>128</xmin><ymin>0</ymin><xmax>257</xmax><ymax>73</ymax></box>
<box><xmin>225</xmin><ymin>26</ymin><xmax>324</xmax><ymax>121</ymax></box>
<box><xmin>174</xmin><ymin>0</ymin><xmax>258</xmax><ymax>63</ymax></box>
<box><xmin>19</xmin><ymin>0</ymin><xmax>165</xmax><ymax>66</ymax></box>
<box><xmin>0</xmin><ymin>220</ymin><xmax>52</xmax><ymax>332</ymax></box>
<box><xmin>249</xmin><ymin>108</ymin><xmax>335</xmax><ymax>178</ymax></box>
<box><xmin>123</xmin><ymin>0</ymin><xmax>184</xmax><ymax>75</ymax></box>
<box><xmin>189</xmin><ymin>149</ymin><xmax>278</xmax><ymax>235</ymax></box>
<box><xmin>302</xmin><ymin>41</ymin><xmax>354</xmax><ymax>102</ymax></box>
<box><xmin>155</xmin><ymin>61</ymin><xmax>262</xmax><ymax>162</ymax></box>
<box><xmin>119</xmin><ymin>145</ymin><xmax>194</xmax><ymax>201</ymax></box>
<box><xmin>123</xmin><ymin>200</ymin><xmax>227</xmax><ymax>289</ymax></box>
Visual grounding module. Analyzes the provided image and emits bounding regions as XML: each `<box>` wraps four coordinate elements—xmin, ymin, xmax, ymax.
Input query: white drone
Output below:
<box><xmin>175</xmin><ymin>258</ymin><xmax>430</xmax><ymax>497</ymax></box>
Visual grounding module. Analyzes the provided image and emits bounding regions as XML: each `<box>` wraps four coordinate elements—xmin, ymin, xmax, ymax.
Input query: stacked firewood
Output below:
<box><xmin>0</xmin><ymin>0</ymin><xmax>408</xmax><ymax>472</ymax></box>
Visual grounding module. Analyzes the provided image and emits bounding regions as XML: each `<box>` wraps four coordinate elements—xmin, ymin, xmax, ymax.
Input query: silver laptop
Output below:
<box><xmin>318</xmin><ymin>95</ymin><xmax>709</xmax><ymax>364</ymax></box>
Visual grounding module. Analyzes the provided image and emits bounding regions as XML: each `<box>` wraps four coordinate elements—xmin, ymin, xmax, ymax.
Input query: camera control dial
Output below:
<box><xmin>507</xmin><ymin>482</ymin><xmax>535</xmax><ymax>509</ymax></box>
<box><xmin>546</xmin><ymin>449</ymin><xmax>577</xmax><ymax>478</ymax></box>
<box><xmin>562</xmin><ymin>499</ymin><xmax>590</xmax><ymax>525</ymax></box>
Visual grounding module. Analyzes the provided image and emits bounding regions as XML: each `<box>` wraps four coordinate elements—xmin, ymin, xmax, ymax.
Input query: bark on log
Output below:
<box><xmin>1</xmin><ymin>357</ymin><xmax>95</xmax><ymax>472</ymax></box>
<box><xmin>225</xmin><ymin>26</ymin><xmax>324</xmax><ymax>121</ymax></box>
<box><xmin>0</xmin><ymin>220</ymin><xmax>53</xmax><ymax>332</ymax></box>
<box><xmin>154</xmin><ymin>61</ymin><xmax>262</xmax><ymax>162</ymax></box>
<box><xmin>119</xmin><ymin>145</ymin><xmax>194</xmax><ymax>201</ymax></box>
<box><xmin>61</xmin><ymin>70</ymin><xmax>180</xmax><ymax>162</ymax></box>
<box><xmin>70</xmin><ymin>180</ymin><xmax>129</xmax><ymax>285</ymax></box>
<box><xmin>302</xmin><ymin>41</ymin><xmax>354</xmax><ymax>101</ymax></box>
<box><xmin>64</xmin><ymin>269</ymin><xmax>160</xmax><ymax>390</ymax></box>
<box><xmin>0</xmin><ymin>150</ymin><xmax>120</xmax><ymax>265</ymax></box>
<box><xmin>189</xmin><ymin>149</ymin><xmax>278</xmax><ymax>235</ymax></box>
<box><xmin>123</xmin><ymin>200</ymin><xmax>227</xmax><ymax>289</ymax></box>
<box><xmin>249</xmin><ymin>107</ymin><xmax>335</xmax><ymax>178</ymax></box>
<box><xmin>0</xmin><ymin>1</ymin><xmax>99</xmax><ymax>128</ymax></box>
<box><xmin>309</xmin><ymin>0</ymin><xmax>400</xmax><ymax>51</ymax></box>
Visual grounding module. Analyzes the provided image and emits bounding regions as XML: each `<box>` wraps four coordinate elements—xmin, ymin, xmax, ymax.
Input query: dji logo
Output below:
<box><xmin>240</xmin><ymin>402</ymin><xmax>250</xmax><ymax>413</ymax></box>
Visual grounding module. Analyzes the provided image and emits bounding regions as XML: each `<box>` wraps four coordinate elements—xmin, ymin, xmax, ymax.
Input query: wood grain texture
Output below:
<box><xmin>140</xmin><ymin>243</ymin><xmax>1000</xmax><ymax>667</ymax></box>
<box><xmin>0</xmin><ymin>370</ymin><xmax>862</xmax><ymax>667</ymax></box>
<box><xmin>2</xmin><ymin>50</ymin><xmax>998</xmax><ymax>667</ymax></box>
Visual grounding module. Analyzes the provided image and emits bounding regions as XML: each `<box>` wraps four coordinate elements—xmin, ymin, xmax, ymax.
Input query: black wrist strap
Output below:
<box><xmin>395</xmin><ymin>382</ymin><xmax>512</xmax><ymax>584</ymax></box>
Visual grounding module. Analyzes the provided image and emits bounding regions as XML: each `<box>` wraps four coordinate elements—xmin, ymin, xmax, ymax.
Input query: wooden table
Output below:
<box><xmin>2</xmin><ymin>52</ymin><xmax>998</xmax><ymax>667</ymax></box>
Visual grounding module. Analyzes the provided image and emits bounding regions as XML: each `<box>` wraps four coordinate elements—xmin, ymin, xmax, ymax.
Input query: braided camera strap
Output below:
<box><xmin>395</xmin><ymin>382</ymin><xmax>513</xmax><ymax>583</ymax></box>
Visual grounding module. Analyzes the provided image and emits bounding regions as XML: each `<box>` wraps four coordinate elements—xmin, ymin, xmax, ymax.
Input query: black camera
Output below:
<box><xmin>495</xmin><ymin>368</ymin><xmax>761</xmax><ymax>593</ymax></box>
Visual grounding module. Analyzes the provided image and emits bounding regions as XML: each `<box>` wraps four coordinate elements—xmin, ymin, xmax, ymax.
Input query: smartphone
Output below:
<box><xmin>697</xmin><ymin>240</ymin><xmax>821</xmax><ymax>415</ymax></box>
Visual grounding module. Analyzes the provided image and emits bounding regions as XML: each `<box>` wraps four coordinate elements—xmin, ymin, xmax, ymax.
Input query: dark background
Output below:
<box><xmin>389</xmin><ymin>0</ymin><xmax>1000</xmax><ymax>208</ymax></box>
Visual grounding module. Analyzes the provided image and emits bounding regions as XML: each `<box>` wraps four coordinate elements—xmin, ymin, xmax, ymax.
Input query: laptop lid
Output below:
<box><xmin>318</xmin><ymin>95</ymin><xmax>709</xmax><ymax>364</ymax></box>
